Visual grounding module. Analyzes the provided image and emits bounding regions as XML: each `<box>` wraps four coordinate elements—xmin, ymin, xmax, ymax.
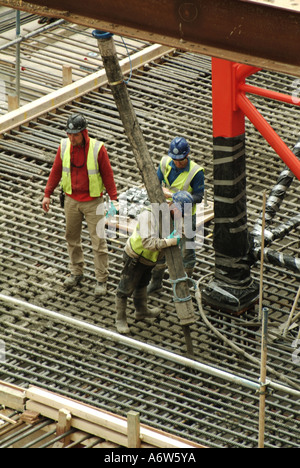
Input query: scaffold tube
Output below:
<box><xmin>0</xmin><ymin>293</ymin><xmax>299</xmax><ymax>398</ymax></box>
<box><xmin>0</xmin><ymin>18</ymin><xmax>65</xmax><ymax>51</ymax></box>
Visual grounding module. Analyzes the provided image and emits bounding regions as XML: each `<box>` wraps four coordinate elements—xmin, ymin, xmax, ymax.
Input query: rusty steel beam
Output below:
<box><xmin>0</xmin><ymin>0</ymin><xmax>300</xmax><ymax>76</ymax></box>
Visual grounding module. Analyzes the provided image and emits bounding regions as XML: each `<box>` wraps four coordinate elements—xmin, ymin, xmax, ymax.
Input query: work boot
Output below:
<box><xmin>115</xmin><ymin>296</ymin><xmax>130</xmax><ymax>334</ymax></box>
<box><xmin>95</xmin><ymin>282</ymin><xmax>107</xmax><ymax>296</ymax></box>
<box><xmin>147</xmin><ymin>268</ymin><xmax>165</xmax><ymax>295</ymax></box>
<box><xmin>185</xmin><ymin>268</ymin><xmax>194</xmax><ymax>278</ymax></box>
<box><xmin>133</xmin><ymin>287</ymin><xmax>160</xmax><ymax>321</ymax></box>
<box><xmin>64</xmin><ymin>274</ymin><xmax>83</xmax><ymax>289</ymax></box>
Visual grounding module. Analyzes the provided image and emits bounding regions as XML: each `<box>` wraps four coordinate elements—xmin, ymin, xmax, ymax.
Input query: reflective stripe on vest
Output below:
<box><xmin>60</xmin><ymin>138</ymin><xmax>104</xmax><ymax>197</ymax></box>
<box><xmin>160</xmin><ymin>156</ymin><xmax>204</xmax><ymax>214</ymax></box>
<box><xmin>129</xmin><ymin>208</ymin><xmax>160</xmax><ymax>264</ymax></box>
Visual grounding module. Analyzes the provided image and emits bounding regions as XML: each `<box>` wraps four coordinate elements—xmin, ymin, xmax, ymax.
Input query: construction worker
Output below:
<box><xmin>147</xmin><ymin>136</ymin><xmax>205</xmax><ymax>294</ymax></box>
<box><xmin>42</xmin><ymin>113</ymin><xmax>118</xmax><ymax>296</ymax></box>
<box><xmin>115</xmin><ymin>199</ymin><xmax>183</xmax><ymax>334</ymax></box>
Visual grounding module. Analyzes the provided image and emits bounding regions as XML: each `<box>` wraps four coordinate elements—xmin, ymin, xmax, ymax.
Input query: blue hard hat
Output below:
<box><xmin>168</xmin><ymin>137</ymin><xmax>190</xmax><ymax>160</ymax></box>
<box><xmin>172</xmin><ymin>191</ymin><xmax>193</xmax><ymax>214</ymax></box>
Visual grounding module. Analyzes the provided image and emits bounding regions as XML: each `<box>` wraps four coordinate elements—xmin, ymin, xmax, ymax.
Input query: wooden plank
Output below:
<box><xmin>19</xmin><ymin>410</ymin><xmax>40</xmax><ymax>424</ymax></box>
<box><xmin>0</xmin><ymin>43</ymin><xmax>174</xmax><ymax>135</ymax></box>
<box><xmin>25</xmin><ymin>386</ymin><xmax>203</xmax><ymax>448</ymax></box>
<box><xmin>0</xmin><ymin>412</ymin><xmax>18</xmax><ymax>424</ymax></box>
<box><xmin>7</xmin><ymin>93</ymin><xmax>18</xmax><ymax>112</ymax></box>
<box><xmin>141</xmin><ymin>425</ymin><xmax>206</xmax><ymax>449</ymax></box>
<box><xmin>127</xmin><ymin>410</ymin><xmax>141</xmax><ymax>448</ymax></box>
<box><xmin>26</xmin><ymin>386</ymin><xmax>129</xmax><ymax>434</ymax></box>
<box><xmin>26</xmin><ymin>400</ymin><xmax>130</xmax><ymax>447</ymax></box>
<box><xmin>56</xmin><ymin>408</ymin><xmax>72</xmax><ymax>447</ymax></box>
<box><xmin>0</xmin><ymin>381</ymin><xmax>26</xmax><ymax>411</ymax></box>
<box><xmin>62</xmin><ymin>65</ymin><xmax>72</xmax><ymax>86</ymax></box>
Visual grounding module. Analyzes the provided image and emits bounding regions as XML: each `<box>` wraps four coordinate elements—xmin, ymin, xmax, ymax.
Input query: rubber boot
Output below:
<box><xmin>185</xmin><ymin>268</ymin><xmax>194</xmax><ymax>278</ymax></box>
<box><xmin>147</xmin><ymin>268</ymin><xmax>165</xmax><ymax>295</ymax></box>
<box><xmin>115</xmin><ymin>296</ymin><xmax>130</xmax><ymax>334</ymax></box>
<box><xmin>133</xmin><ymin>287</ymin><xmax>161</xmax><ymax>321</ymax></box>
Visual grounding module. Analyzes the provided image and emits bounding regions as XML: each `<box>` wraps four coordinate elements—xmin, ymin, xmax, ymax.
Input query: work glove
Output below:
<box><xmin>106</xmin><ymin>200</ymin><xmax>118</xmax><ymax>218</ymax></box>
<box><xmin>165</xmin><ymin>229</ymin><xmax>181</xmax><ymax>246</ymax></box>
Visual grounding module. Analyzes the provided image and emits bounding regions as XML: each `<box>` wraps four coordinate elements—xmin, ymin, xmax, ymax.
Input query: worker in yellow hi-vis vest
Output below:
<box><xmin>147</xmin><ymin>136</ymin><xmax>205</xmax><ymax>294</ymax></box>
<box><xmin>115</xmin><ymin>197</ymin><xmax>188</xmax><ymax>334</ymax></box>
<box><xmin>42</xmin><ymin>113</ymin><xmax>118</xmax><ymax>296</ymax></box>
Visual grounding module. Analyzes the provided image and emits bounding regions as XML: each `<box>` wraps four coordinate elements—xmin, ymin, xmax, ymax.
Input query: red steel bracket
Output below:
<box><xmin>212</xmin><ymin>58</ymin><xmax>300</xmax><ymax>180</ymax></box>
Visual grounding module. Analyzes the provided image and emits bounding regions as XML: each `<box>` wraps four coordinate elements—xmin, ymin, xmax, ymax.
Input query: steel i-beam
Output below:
<box><xmin>1</xmin><ymin>0</ymin><xmax>300</xmax><ymax>76</ymax></box>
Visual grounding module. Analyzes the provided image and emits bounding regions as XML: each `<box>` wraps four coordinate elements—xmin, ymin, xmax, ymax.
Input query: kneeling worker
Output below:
<box><xmin>115</xmin><ymin>197</ymin><xmax>187</xmax><ymax>334</ymax></box>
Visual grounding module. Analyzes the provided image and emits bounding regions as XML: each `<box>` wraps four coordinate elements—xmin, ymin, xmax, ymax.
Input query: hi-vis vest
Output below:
<box><xmin>129</xmin><ymin>208</ymin><xmax>160</xmax><ymax>264</ymax></box>
<box><xmin>160</xmin><ymin>156</ymin><xmax>204</xmax><ymax>215</ymax></box>
<box><xmin>60</xmin><ymin>138</ymin><xmax>104</xmax><ymax>197</ymax></box>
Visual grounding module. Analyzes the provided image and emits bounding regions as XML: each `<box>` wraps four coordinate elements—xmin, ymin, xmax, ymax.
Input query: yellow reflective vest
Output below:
<box><xmin>160</xmin><ymin>156</ymin><xmax>204</xmax><ymax>215</ymax></box>
<box><xmin>60</xmin><ymin>137</ymin><xmax>104</xmax><ymax>197</ymax></box>
<box><xmin>129</xmin><ymin>208</ymin><xmax>160</xmax><ymax>264</ymax></box>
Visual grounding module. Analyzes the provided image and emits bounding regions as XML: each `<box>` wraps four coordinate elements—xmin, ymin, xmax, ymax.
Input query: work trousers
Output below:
<box><xmin>64</xmin><ymin>195</ymin><xmax>108</xmax><ymax>282</ymax></box>
<box><xmin>117</xmin><ymin>252</ymin><xmax>154</xmax><ymax>299</ymax></box>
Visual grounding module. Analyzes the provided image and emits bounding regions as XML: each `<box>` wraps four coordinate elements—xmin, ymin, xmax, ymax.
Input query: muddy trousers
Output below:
<box><xmin>115</xmin><ymin>253</ymin><xmax>159</xmax><ymax>333</ymax></box>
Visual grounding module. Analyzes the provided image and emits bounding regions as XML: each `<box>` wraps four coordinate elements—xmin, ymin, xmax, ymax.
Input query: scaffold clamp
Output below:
<box><xmin>257</xmin><ymin>379</ymin><xmax>272</xmax><ymax>396</ymax></box>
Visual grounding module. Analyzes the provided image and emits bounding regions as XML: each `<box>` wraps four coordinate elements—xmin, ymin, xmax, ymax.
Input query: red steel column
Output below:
<box><xmin>203</xmin><ymin>57</ymin><xmax>300</xmax><ymax>313</ymax></box>
<box><xmin>201</xmin><ymin>58</ymin><xmax>259</xmax><ymax>313</ymax></box>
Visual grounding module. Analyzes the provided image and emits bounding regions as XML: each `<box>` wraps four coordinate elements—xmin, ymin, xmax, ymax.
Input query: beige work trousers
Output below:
<box><xmin>64</xmin><ymin>195</ymin><xmax>108</xmax><ymax>282</ymax></box>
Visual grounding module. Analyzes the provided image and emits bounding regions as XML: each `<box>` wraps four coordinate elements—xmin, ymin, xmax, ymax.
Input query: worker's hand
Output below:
<box><xmin>111</xmin><ymin>199</ymin><xmax>118</xmax><ymax>210</ymax></box>
<box><xmin>42</xmin><ymin>196</ymin><xmax>51</xmax><ymax>213</ymax></box>
<box><xmin>165</xmin><ymin>229</ymin><xmax>181</xmax><ymax>246</ymax></box>
<box><xmin>106</xmin><ymin>200</ymin><xmax>118</xmax><ymax>218</ymax></box>
<box><xmin>162</xmin><ymin>187</ymin><xmax>173</xmax><ymax>199</ymax></box>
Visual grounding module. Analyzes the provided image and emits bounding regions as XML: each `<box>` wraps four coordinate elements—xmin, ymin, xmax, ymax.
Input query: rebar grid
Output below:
<box><xmin>0</xmin><ymin>44</ymin><xmax>299</xmax><ymax>447</ymax></box>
